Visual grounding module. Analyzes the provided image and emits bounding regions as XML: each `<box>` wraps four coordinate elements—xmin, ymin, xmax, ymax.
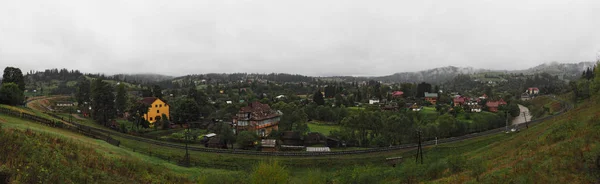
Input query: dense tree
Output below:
<box><xmin>0</xmin><ymin>83</ymin><xmax>24</xmax><ymax>105</ymax></box>
<box><xmin>171</xmin><ymin>98</ymin><xmax>200</xmax><ymax>124</ymax></box>
<box><xmin>218</xmin><ymin>123</ymin><xmax>236</xmax><ymax>149</ymax></box>
<box><xmin>400</xmin><ymin>83</ymin><xmax>416</xmax><ymax>98</ymax></box>
<box><xmin>416</xmin><ymin>82</ymin><xmax>432</xmax><ymax>98</ymax></box>
<box><xmin>591</xmin><ymin>61</ymin><xmax>600</xmax><ymax>94</ymax></box>
<box><xmin>2</xmin><ymin>67</ymin><xmax>25</xmax><ymax>91</ymax></box>
<box><xmin>152</xmin><ymin>85</ymin><xmax>163</xmax><ymax>98</ymax></box>
<box><xmin>312</xmin><ymin>90</ymin><xmax>324</xmax><ymax>105</ymax></box>
<box><xmin>161</xmin><ymin>114</ymin><xmax>170</xmax><ymax>130</ymax></box>
<box><xmin>436</xmin><ymin>114</ymin><xmax>458</xmax><ymax>137</ymax></box>
<box><xmin>236</xmin><ymin>131</ymin><xmax>258</xmax><ymax>149</ymax></box>
<box><xmin>126</xmin><ymin>98</ymin><xmax>150</xmax><ymax>130</ymax></box>
<box><xmin>115</xmin><ymin>83</ymin><xmax>128</xmax><ymax>117</ymax></box>
<box><xmin>91</xmin><ymin>79</ymin><xmax>116</xmax><ymax>126</ymax></box>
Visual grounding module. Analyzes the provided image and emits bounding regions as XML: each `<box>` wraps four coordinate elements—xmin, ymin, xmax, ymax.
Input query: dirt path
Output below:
<box><xmin>511</xmin><ymin>104</ymin><xmax>532</xmax><ymax>125</ymax></box>
<box><xmin>72</xmin><ymin>114</ymin><xmax>86</xmax><ymax>120</ymax></box>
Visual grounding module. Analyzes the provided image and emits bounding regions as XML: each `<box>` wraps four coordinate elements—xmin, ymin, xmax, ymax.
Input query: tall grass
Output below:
<box><xmin>0</xmin><ymin>127</ymin><xmax>193</xmax><ymax>183</ymax></box>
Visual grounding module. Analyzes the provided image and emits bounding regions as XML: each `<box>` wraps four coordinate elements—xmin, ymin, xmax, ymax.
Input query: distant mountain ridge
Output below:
<box><xmin>371</xmin><ymin>61</ymin><xmax>596</xmax><ymax>84</ymax></box>
<box><xmin>372</xmin><ymin>66</ymin><xmax>492</xmax><ymax>83</ymax></box>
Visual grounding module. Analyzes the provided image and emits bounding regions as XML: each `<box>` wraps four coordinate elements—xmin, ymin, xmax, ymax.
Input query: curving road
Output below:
<box><xmin>511</xmin><ymin>104</ymin><xmax>533</xmax><ymax>125</ymax></box>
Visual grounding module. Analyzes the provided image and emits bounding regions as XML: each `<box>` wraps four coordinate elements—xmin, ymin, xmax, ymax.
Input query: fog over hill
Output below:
<box><xmin>369</xmin><ymin>61</ymin><xmax>596</xmax><ymax>84</ymax></box>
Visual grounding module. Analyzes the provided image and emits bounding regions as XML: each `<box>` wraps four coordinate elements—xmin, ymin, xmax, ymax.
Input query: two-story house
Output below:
<box><xmin>232</xmin><ymin>101</ymin><xmax>282</xmax><ymax>137</ymax></box>
<box><xmin>141</xmin><ymin>97</ymin><xmax>170</xmax><ymax>126</ymax></box>
<box><xmin>424</xmin><ymin>92</ymin><xmax>438</xmax><ymax>105</ymax></box>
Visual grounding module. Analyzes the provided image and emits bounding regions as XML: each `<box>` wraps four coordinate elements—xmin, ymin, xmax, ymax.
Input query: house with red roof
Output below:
<box><xmin>485</xmin><ymin>99</ymin><xmax>507</xmax><ymax>112</ymax></box>
<box><xmin>391</xmin><ymin>91</ymin><xmax>404</xmax><ymax>98</ymax></box>
<box><xmin>526</xmin><ymin>87</ymin><xmax>540</xmax><ymax>95</ymax></box>
<box><xmin>453</xmin><ymin>96</ymin><xmax>469</xmax><ymax>107</ymax></box>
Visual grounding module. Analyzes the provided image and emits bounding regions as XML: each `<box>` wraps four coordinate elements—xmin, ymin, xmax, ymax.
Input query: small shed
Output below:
<box><xmin>281</xmin><ymin>131</ymin><xmax>303</xmax><ymax>146</ymax></box>
<box><xmin>306</xmin><ymin>147</ymin><xmax>330</xmax><ymax>152</ymax></box>
<box><xmin>206</xmin><ymin>137</ymin><xmax>226</xmax><ymax>149</ymax></box>
<box><xmin>304</xmin><ymin>132</ymin><xmax>323</xmax><ymax>146</ymax></box>
<box><xmin>261</xmin><ymin>139</ymin><xmax>277</xmax><ymax>152</ymax></box>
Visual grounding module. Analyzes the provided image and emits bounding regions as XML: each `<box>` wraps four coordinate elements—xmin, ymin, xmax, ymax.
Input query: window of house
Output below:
<box><xmin>157</xmin><ymin>110</ymin><xmax>160</xmax><ymax>113</ymax></box>
<box><xmin>155</xmin><ymin>105</ymin><xmax>158</xmax><ymax>108</ymax></box>
<box><xmin>159</xmin><ymin>104</ymin><xmax>162</xmax><ymax>107</ymax></box>
<box><xmin>150</xmin><ymin>117</ymin><xmax>153</xmax><ymax>121</ymax></box>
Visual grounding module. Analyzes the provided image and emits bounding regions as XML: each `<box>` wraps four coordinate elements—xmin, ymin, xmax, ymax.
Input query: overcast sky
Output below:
<box><xmin>1</xmin><ymin>0</ymin><xmax>599</xmax><ymax>76</ymax></box>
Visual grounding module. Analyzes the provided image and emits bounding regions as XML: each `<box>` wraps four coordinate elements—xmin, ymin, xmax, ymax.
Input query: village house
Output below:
<box><xmin>140</xmin><ymin>97</ymin><xmax>170</xmax><ymax>126</ymax></box>
<box><xmin>232</xmin><ymin>101</ymin><xmax>282</xmax><ymax>137</ymax></box>
<box><xmin>261</xmin><ymin>139</ymin><xmax>277</xmax><ymax>152</ymax></box>
<box><xmin>466</xmin><ymin>97</ymin><xmax>480</xmax><ymax>106</ymax></box>
<box><xmin>470</xmin><ymin>105</ymin><xmax>482</xmax><ymax>112</ymax></box>
<box><xmin>424</xmin><ymin>92</ymin><xmax>438</xmax><ymax>105</ymax></box>
<box><xmin>391</xmin><ymin>91</ymin><xmax>404</xmax><ymax>98</ymax></box>
<box><xmin>369</xmin><ymin>99</ymin><xmax>380</xmax><ymax>105</ymax></box>
<box><xmin>485</xmin><ymin>99</ymin><xmax>507</xmax><ymax>112</ymax></box>
<box><xmin>526</xmin><ymin>87</ymin><xmax>540</xmax><ymax>95</ymax></box>
<box><xmin>479</xmin><ymin>94</ymin><xmax>488</xmax><ymax>100</ymax></box>
<box><xmin>453</xmin><ymin>96</ymin><xmax>469</xmax><ymax>107</ymax></box>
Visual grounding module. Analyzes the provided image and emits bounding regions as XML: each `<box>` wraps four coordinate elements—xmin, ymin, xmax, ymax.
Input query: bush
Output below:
<box><xmin>250</xmin><ymin>160</ymin><xmax>289</xmax><ymax>184</ymax></box>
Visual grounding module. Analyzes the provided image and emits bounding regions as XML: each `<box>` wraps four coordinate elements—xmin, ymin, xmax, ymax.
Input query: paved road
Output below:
<box><xmin>511</xmin><ymin>104</ymin><xmax>533</xmax><ymax>125</ymax></box>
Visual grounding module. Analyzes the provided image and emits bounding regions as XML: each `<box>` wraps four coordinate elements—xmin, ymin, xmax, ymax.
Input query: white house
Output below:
<box><xmin>369</xmin><ymin>99</ymin><xmax>380</xmax><ymax>105</ymax></box>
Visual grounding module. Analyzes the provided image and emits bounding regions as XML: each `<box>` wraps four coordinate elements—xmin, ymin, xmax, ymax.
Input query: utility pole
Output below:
<box><xmin>415</xmin><ymin>130</ymin><xmax>423</xmax><ymax>164</ymax></box>
<box><xmin>523</xmin><ymin>111</ymin><xmax>528</xmax><ymax>128</ymax></box>
<box><xmin>505</xmin><ymin>111</ymin><xmax>508</xmax><ymax>133</ymax></box>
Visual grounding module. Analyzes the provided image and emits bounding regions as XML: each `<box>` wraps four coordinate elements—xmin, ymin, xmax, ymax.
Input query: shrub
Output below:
<box><xmin>250</xmin><ymin>160</ymin><xmax>289</xmax><ymax>184</ymax></box>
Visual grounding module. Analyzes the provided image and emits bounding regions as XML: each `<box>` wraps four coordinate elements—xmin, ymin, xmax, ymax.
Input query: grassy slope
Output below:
<box><xmin>423</xmin><ymin>96</ymin><xmax>600</xmax><ymax>183</ymax></box>
<box><xmin>0</xmin><ymin>115</ymin><xmax>245</xmax><ymax>183</ymax></box>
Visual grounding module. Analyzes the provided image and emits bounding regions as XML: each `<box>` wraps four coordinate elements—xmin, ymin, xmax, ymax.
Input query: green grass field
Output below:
<box><xmin>307</xmin><ymin>122</ymin><xmax>340</xmax><ymax>136</ymax></box>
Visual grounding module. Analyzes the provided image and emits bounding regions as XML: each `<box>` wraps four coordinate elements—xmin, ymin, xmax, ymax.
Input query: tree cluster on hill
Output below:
<box><xmin>571</xmin><ymin>62</ymin><xmax>600</xmax><ymax>102</ymax></box>
<box><xmin>0</xmin><ymin>67</ymin><xmax>25</xmax><ymax>105</ymax></box>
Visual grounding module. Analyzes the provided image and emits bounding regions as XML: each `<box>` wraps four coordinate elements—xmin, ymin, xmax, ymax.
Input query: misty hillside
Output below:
<box><xmin>512</xmin><ymin>62</ymin><xmax>596</xmax><ymax>79</ymax></box>
<box><xmin>373</xmin><ymin>66</ymin><xmax>490</xmax><ymax>84</ymax></box>
<box><xmin>112</xmin><ymin>73</ymin><xmax>174</xmax><ymax>83</ymax></box>
<box><xmin>372</xmin><ymin>62</ymin><xmax>596</xmax><ymax>84</ymax></box>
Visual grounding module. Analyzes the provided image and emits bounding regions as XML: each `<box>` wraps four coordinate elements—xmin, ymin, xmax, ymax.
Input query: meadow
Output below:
<box><xmin>1</xmin><ymin>93</ymin><xmax>598</xmax><ymax>183</ymax></box>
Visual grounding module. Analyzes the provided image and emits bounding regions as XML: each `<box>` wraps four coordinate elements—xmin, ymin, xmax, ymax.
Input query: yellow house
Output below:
<box><xmin>141</xmin><ymin>97</ymin><xmax>170</xmax><ymax>125</ymax></box>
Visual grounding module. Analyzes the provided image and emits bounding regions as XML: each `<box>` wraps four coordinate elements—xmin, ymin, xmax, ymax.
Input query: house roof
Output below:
<box><xmin>203</xmin><ymin>133</ymin><xmax>216</xmax><ymax>138</ymax></box>
<box><xmin>236</xmin><ymin>101</ymin><xmax>281</xmax><ymax>121</ymax></box>
<box><xmin>281</xmin><ymin>131</ymin><xmax>302</xmax><ymax>140</ymax></box>
<box><xmin>486</xmin><ymin>99</ymin><xmax>507</xmax><ymax>108</ymax></box>
<box><xmin>140</xmin><ymin>97</ymin><xmax>159</xmax><ymax>105</ymax></box>
<box><xmin>424</xmin><ymin>92</ymin><xmax>438</xmax><ymax>98</ymax></box>
<box><xmin>392</xmin><ymin>91</ymin><xmax>404</xmax><ymax>96</ymax></box>
<box><xmin>453</xmin><ymin>96</ymin><xmax>467</xmax><ymax>103</ymax></box>
<box><xmin>306</xmin><ymin>147</ymin><xmax>330</xmax><ymax>152</ymax></box>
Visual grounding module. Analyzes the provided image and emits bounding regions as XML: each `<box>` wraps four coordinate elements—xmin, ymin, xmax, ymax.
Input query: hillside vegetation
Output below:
<box><xmin>2</xmin><ymin>93</ymin><xmax>599</xmax><ymax>183</ymax></box>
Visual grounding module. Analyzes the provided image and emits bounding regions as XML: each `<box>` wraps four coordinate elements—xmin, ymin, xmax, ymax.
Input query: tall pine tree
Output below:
<box><xmin>91</xmin><ymin>79</ymin><xmax>116</xmax><ymax>126</ymax></box>
<box><xmin>115</xmin><ymin>83</ymin><xmax>128</xmax><ymax>117</ymax></box>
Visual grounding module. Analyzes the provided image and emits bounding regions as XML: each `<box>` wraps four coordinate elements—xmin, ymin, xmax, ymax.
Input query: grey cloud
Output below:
<box><xmin>1</xmin><ymin>0</ymin><xmax>599</xmax><ymax>76</ymax></box>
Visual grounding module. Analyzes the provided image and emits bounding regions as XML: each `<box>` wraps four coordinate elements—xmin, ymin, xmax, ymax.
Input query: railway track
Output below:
<box><xmin>3</xmin><ymin>95</ymin><xmax>572</xmax><ymax>157</ymax></box>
